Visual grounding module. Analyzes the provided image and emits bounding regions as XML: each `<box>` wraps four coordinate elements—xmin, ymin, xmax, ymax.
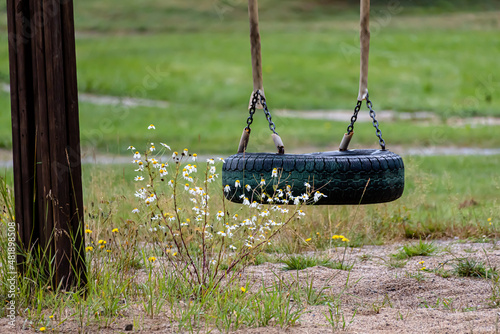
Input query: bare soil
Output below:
<box><xmin>2</xmin><ymin>239</ymin><xmax>500</xmax><ymax>333</ymax></box>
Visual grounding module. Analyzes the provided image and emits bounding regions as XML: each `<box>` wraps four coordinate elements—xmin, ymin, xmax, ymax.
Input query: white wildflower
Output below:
<box><xmin>134</xmin><ymin>188</ymin><xmax>147</xmax><ymax>199</ymax></box>
<box><xmin>259</xmin><ymin>210</ymin><xmax>270</xmax><ymax>217</ymax></box>
<box><xmin>313</xmin><ymin>191</ymin><xmax>327</xmax><ymax>202</ymax></box>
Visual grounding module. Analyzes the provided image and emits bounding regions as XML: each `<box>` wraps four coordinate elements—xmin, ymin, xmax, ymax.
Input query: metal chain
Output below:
<box><xmin>245</xmin><ymin>91</ymin><xmax>278</xmax><ymax>135</ymax></box>
<box><xmin>366</xmin><ymin>96</ymin><xmax>386</xmax><ymax>150</ymax></box>
<box><xmin>347</xmin><ymin>100</ymin><xmax>362</xmax><ymax>134</ymax></box>
<box><xmin>245</xmin><ymin>93</ymin><xmax>258</xmax><ymax>130</ymax></box>
<box><xmin>260</xmin><ymin>95</ymin><xmax>278</xmax><ymax>134</ymax></box>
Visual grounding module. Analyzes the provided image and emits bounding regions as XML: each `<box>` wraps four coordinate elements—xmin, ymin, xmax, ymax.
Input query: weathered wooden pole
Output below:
<box><xmin>6</xmin><ymin>0</ymin><xmax>86</xmax><ymax>289</ymax></box>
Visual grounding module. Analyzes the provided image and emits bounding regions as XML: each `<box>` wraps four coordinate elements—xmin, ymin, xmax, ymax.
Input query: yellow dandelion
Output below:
<box><xmin>98</xmin><ymin>240</ymin><xmax>106</xmax><ymax>245</ymax></box>
<box><xmin>112</xmin><ymin>228</ymin><xmax>118</xmax><ymax>233</ymax></box>
<box><xmin>240</xmin><ymin>287</ymin><xmax>246</xmax><ymax>293</ymax></box>
<box><xmin>148</xmin><ymin>256</ymin><xmax>156</xmax><ymax>262</ymax></box>
<box><xmin>49</xmin><ymin>315</ymin><xmax>54</xmax><ymax>319</ymax></box>
<box><xmin>40</xmin><ymin>327</ymin><xmax>46</xmax><ymax>332</ymax></box>
<box><xmin>305</xmin><ymin>238</ymin><xmax>312</xmax><ymax>242</ymax></box>
<box><xmin>85</xmin><ymin>246</ymin><xmax>93</xmax><ymax>252</ymax></box>
<box><xmin>420</xmin><ymin>267</ymin><xmax>426</xmax><ymax>271</ymax></box>
<box><xmin>341</xmin><ymin>237</ymin><xmax>349</xmax><ymax>242</ymax></box>
<box><xmin>173</xmin><ymin>252</ymin><xmax>177</xmax><ymax>256</ymax></box>
<box><xmin>488</xmin><ymin>218</ymin><xmax>492</xmax><ymax>222</ymax></box>
<box><xmin>85</xmin><ymin>229</ymin><xmax>92</xmax><ymax>234</ymax></box>
<box><xmin>418</xmin><ymin>261</ymin><xmax>425</xmax><ymax>265</ymax></box>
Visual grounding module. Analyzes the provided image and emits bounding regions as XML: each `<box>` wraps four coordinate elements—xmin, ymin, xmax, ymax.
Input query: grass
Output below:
<box><xmin>453</xmin><ymin>258</ymin><xmax>498</xmax><ymax>278</ymax></box>
<box><xmin>1</xmin><ymin>135</ymin><xmax>500</xmax><ymax>332</ymax></box>
<box><xmin>0</xmin><ymin>4</ymin><xmax>500</xmax><ymax>153</ymax></box>
<box><xmin>2</xmin><ymin>87</ymin><xmax>500</xmax><ymax>154</ymax></box>
<box><xmin>2</xmin><ymin>152</ymin><xmax>498</xmax><ymax>248</ymax></box>
<box><xmin>385</xmin><ymin>257</ymin><xmax>408</xmax><ymax>269</ymax></box>
<box><xmin>392</xmin><ymin>240</ymin><xmax>438</xmax><ymax>260</ymax></box>
<box><xmin>281</xmin><ymin>255</ymin><xmax>351</xmax><ymax>271</ymax></box>
<box><xmin>1</xmin><ymin>2</ymin><xmax>500</xmax><ymax>331</ymax></box>
<box><xmin>3</xmin><ymin>153</ymin><xmax>498</xmax><ymax>245</ymax></box>
<box><xmin>281</xmin><ymin>255</ymin><xmax>322</xmax><ymax>271</ymax></box>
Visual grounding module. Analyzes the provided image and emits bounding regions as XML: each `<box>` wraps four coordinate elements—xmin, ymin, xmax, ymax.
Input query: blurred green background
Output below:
<box><xmin>0</xmin><ymin>0</ymin><xmax>499</xmax><ymax>155</ymax></box>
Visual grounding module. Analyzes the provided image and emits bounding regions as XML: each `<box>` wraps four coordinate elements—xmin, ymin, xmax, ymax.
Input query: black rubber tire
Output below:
<box><xmin>222</xmin><ymin>149</ymin><xmax>404</xmax><ymax>205</ymax></box>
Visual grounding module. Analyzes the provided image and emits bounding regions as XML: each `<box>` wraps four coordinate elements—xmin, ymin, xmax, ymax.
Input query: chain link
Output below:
<box><xmin>345</xmin><ymin>96</ymin><xmax>386</xmax><ymax>150</ymax></box>
<box><xmin>245</xmin><ymin>90</ymin><xmax>278</xmax><ymax>135</ymax></box>
<box><xmin>245</xmin><ymin>93</ymin><xmax>258</xmax><ymax>130</ymax></box>
<box><xmin>347</xmin><ymin>100</ymin><xmax>362</xmax><ymax>134</ymax></box>
<box><xmin>366</xmin><ymin>96</ymin><xmax>386</xmax><ymax>150</ymax></box>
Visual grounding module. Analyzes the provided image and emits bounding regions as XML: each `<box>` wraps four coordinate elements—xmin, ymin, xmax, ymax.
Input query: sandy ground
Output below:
<box><xmin>2</xmin><ymin>239</ymin><xmax>500</xmax><ymax>333</ymax></box>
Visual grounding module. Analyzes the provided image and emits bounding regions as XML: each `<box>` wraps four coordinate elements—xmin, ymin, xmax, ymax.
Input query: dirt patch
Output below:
<box><xmin>2</xmin><ymin>239</ymin><xmax>500</xmax><ymax>333</ymax></box>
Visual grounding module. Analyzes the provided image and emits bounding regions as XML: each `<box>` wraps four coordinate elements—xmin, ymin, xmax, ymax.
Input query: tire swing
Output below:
<box><xmin>222</xmin><ymin>0</ymin><xmax>404</xmax><ymax>205</ymax></box>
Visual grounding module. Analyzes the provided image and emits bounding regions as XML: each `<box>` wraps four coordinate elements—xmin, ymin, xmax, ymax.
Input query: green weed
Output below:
<box><xmin>392</xmin><ymin>240</ymin><xmax>438</xmax><ymax>259</ymax></box>
<box><xmin>453</xmin><ymin>258</ymin><xmax>498</xmax><ymax>279</ymax></box>
<box><xmin>281</xmin><ymin>255</ymin><xmax>319</xmax><ymax>271</ymax></box>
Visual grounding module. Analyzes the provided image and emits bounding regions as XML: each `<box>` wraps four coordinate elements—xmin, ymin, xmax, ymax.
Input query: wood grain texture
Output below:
<box><xmin>7</xmin><ymin>0</ymin><xmax>86</xmax><ymax>289</ymax></box>
<box><xmin>358</xmin><ymin>0</ymin><xmax>370</xmax><ymax>101</ymax></box>
<box><xmin>248</xmin><ymin>0</ymin><xmax>264</xmax><ymax>94</ymax></box>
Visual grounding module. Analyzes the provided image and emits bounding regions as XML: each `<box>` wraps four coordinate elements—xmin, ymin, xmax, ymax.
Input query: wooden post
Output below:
<box><xmin>6</xmin><ymin>0</ymin><xmax>86</xmax><ymax>289</ymax></box>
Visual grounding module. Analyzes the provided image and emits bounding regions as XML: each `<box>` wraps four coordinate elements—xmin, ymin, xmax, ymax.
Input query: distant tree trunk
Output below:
<box><xmin>6</xmin><ymin>0</ymin><xmax>86</xmax><ymax>289</ymax></box>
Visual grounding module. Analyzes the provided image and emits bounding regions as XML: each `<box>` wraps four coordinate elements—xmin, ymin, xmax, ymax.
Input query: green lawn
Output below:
<box><xmin>0</xmin><ymin>2</ymin><xmax>499</xmax><ymax>154</ymax></box>
<box><xmin>78</xmin><ymin>154</ymin><xmax>500</xmax><ymax>243</ymax></box>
